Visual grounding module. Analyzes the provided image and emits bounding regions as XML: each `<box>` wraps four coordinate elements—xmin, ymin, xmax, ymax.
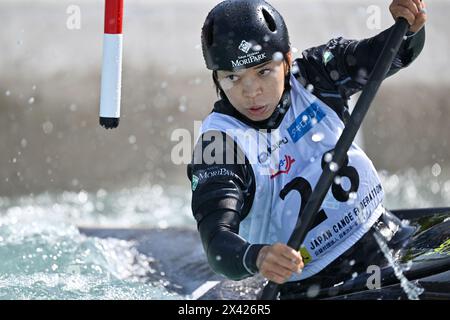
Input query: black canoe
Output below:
<box><xmin>79</xmin><ymin>207</ymin><xmax>450</xmax><ymax>300</ymax></box>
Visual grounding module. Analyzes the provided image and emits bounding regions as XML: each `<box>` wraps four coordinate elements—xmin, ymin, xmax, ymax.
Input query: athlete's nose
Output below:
<box><xmin>242</xmin><ymin>77</ymin><xmax>262</xmax><ymax>99</ymax></box>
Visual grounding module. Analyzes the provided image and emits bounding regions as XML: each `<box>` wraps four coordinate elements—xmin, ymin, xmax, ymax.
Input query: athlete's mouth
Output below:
<box><xmin>248</xmin><ymin>105</ymin><xmax>268</xmax><ymax>116</ymax></box>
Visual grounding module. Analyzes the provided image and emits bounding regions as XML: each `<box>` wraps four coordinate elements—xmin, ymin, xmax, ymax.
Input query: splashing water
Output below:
<box><xmin>0</xmin><ymin>185</ymin><xmax>193</xmax><ymax>229</ymax></box>
<box><xmin>372</xmin><ymin>229</ymin><xmax>424</xmax><ymax>300</ymax></box>
<box><xmin>0</xmin><ymin>167</ymin><xmax>448</xmax><ymax>299</ymax></box>
<box><xmin>0</xmin><ymin>185</ymin><xmax>192</xmax><ymax>299</ymax></box>
<box><xmin>0</xmin><ymin>206</ymin><xmax>185</xmax><ymax>299</ymax></box>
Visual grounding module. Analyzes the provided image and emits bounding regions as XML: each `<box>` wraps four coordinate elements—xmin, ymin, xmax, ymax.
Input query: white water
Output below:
<box><xmin>0</xmin><ymin>185</ymin><xmax>192</xmax><ymax>299</ymax></box>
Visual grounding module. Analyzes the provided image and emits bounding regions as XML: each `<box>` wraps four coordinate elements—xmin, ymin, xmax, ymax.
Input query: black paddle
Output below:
<box><xmin>260</xmin><ymin>18</ymin><xmax>411</xmax><ymax>300</ymax></box>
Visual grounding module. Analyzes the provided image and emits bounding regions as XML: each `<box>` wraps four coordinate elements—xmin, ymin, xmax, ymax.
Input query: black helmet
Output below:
<box><xmin>201</xmin><ymin>0</ymin><xmax>290</xmax><ymax>71</ymax></box>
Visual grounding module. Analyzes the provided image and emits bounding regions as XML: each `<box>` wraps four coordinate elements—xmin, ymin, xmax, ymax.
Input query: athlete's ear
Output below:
<box><xmin>284</xmin><ymin>51</ymin><xmax>293</xmax><ymax>75</ymax></box>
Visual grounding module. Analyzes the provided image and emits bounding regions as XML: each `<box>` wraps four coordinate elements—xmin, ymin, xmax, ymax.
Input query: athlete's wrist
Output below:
<box><xmin>244</xmin><ymin>244</ymin><xmax>268</xmax><ymax>275</ymax></box>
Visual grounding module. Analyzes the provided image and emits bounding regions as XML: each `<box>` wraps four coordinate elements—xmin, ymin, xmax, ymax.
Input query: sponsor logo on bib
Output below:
<box><xmin>287</xmin><ymin>102</ymin><xmax>326</xmax><ymax>143</ymax></box>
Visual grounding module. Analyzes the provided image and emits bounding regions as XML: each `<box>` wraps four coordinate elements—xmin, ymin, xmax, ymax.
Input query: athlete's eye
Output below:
<box><xmin>259</xmin><ymin>68</ymin><xmax>272</xmax><ymax>76</ymax></box>
<box><xmin>226</xmin><ymin>74</ymin><xmax>240</xmax><ymax>82</ymax></box>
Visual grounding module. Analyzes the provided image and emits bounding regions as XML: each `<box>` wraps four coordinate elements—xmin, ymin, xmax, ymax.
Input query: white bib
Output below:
<box><xmin>199</xmin><ymin>74</ymin><xmax>385</xmax><ymax>281</ymax></box>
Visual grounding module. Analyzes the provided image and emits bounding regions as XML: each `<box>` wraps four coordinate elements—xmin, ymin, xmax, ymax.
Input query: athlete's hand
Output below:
<box><xmin>390</xmin><ymin>0</ymin><xmax>427</xmax><ymax>33</ymax></box>
<box><xmin>256</xmin><ymin>243</ymin><xmax>304</xmax><ymax>284</ymax></box>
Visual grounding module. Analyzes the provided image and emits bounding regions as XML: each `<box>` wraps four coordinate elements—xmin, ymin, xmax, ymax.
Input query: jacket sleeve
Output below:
<box><xmin>295</xmin><ymin>25</ymin><xmax>426</xmax><ymax>121</ymax></box>
<box><xmin>187</xmin><ymin>131</ymin><xmax>265</xmax><ymax>280</ymax></box>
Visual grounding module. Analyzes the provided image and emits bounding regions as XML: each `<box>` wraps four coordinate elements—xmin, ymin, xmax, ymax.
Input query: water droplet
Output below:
<box><xmin>306</xmin><ymin>84</ymin><xmax>314</xmax><ymax>92</ymax></box>
<box><xmin>78</xmin><ymin>191</ymin><xmax>88</xmax><ymax>203</ymax></box>
<box><xmin>324</xmin><ymin>152</ymin><xmax>333</xmax><ymax>163</ymax></box>
<box><xmin>330</xmin><ymin>70</ymin><xmax>340</xmax><ymax>81</ymax></box>
<box><xmin>42</xmin><ymin>121</ymin><xmax>54</xmax><ymax>134</ymax></box>
<box><xmin>128</xmin><ymin>135</ymin><xmax>136</xmax><ymax>144</ymax></box>
<box><xmin>431</xmin><ymin>181</ymin><xmax>440</xmax><ymax>194</ymax></box>
<box><xmin>97</xmin><ymin>189</ymin><xmax>107</xmax><ymax>198</ymax></box>
<box><xmin>334</xmin><ymin>176</ymin><xmax>341</xmax><ymax>185</ymax></box>
<box><xmin>51</xmin><ymin>264</ymin><xmax>58</xmax><ymax>271</ymax></box>
<box><xmin>349</xmin><ymin>259</ymin><xmax>356</xmax><ymax>266</ymax></box>
<box><xmin>179</xmin><ymin>104</ymin><xmax>187</xmax><ymax>112</ymax></box>
<box><xmin>272</xmin><ymin>52</ymin><xmax>283</xmax><ymax>62</ymax></box>
<box><xmin>5</xmin><ymin>90</ymin><xmax>11</xmax><ymax>96</ymax></box>
<box><xmin>21</xmin><ymin>138</ymin><xmax>27</xmax><ymax>148</ymax></box>
<box><xmin>349</xmin><ymin>192</ymin><xmax>357</xmax><ymax>200</ymax></box>
<box><xmin>306</xmin><ymin>284</ymin><xmax>321</xmax><ymax>298</ymax></box>
<box><xmin>216</xmin><ymin>255</ymin><xmax>222</xmax><ymax>261</ymax></box>
<box><xmin>69</xmin><ymin>104</ymin><xmax>77</xmax><ymax>112</ymax></box>
<box><xmin>161</xmin><ymin>81</ymin><xmax>168</xmax><ymax>89</ymax></box>
<box><xmin>12</xmin><ymin>158</ymin><xmax>17</xmax><ymax>163</ymax></box>
<box><xmin>253</xmin><ymin>44</ymin><xmax>262</xmax><ymax>51</ymax></box>
<box><xmin>329</xmin><ymin>162</ymin><xmax>339</xmax><ymax>172</ymax></box>
<box><xmin>71</xmin><ymin>179</ymin><xmax>79</xmax><ymax>187</ymax></box>
<box><xmin>311</xmin><ymin>132</ymin><xmax>324</xmax><ymax>142</ymax></box>
<box><xmin>167</xmin><ymin>116</ymin><xmax>174</xmax><ymax>123</ymax></box>
<box><xmin>28</xmin><ymin>97</ymin><xmax>35</xmax><ymax>104</ymax></box>
<box><xmin>358</xmin><ymin>68</ymin><xmax>368</xmax><ymax>78</ymax></box>
<box><xmin>431</xmin><ymin>163</ymin><xmax>441</xmax><ymax>177</ymax></box>
<box><xmin>32</xmin><ymin>85</ymin><xmax>37</xmax><ymax>90</ymax></box>
<box><xmin>442</xmin><ymin>181</ymin><xmax>450</xmax><ymax>197</ymax></box>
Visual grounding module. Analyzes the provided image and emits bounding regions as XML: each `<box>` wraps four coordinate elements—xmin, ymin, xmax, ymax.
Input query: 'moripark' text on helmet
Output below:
<box><xmin>201</xmin><ymin>0</ymin><xmax>291</xmax><ymax>71</ymax></box>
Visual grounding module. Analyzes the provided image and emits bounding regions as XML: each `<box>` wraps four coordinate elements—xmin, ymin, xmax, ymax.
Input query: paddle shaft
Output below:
<box><xmin>260</xmin><ymin>18</ymin><xmax>410</xmax><ymax>300</ymax></box>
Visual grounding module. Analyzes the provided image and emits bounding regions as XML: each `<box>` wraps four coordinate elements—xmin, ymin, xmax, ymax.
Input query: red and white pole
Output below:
<box><xmin>99</xmin><ymin>0</ymin><xmax>123</xmax><ymax>129</ymax></box>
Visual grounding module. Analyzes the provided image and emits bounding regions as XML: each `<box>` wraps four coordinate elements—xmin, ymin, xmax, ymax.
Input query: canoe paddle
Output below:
<box><xmin>260</xmin><ymin>18</ymin><xmax>411</xmax><ymax>300</ymax></box>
